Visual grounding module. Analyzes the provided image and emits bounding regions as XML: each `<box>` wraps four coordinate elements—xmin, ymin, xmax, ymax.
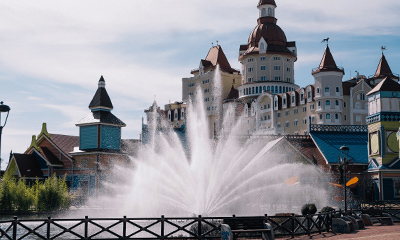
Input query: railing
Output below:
<box><xmin>0</xmin><ymin>213</ymin><xmax>334</xmax><ymax>240</ymax></box>
<box><xmin>360</xmin><ymin>201</ymin><xmax>400</xmax><ymax>222</ymax></box>
<box><xmin>310</xmin><ymin>124</ymin><xmax>368</xmax><ymax>133</ymax></box>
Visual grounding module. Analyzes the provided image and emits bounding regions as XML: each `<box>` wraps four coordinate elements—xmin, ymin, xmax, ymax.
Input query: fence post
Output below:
<box><xmin>47</xmin><ymin>216</ymin><xmax>51</xmax><ymax>240</ymax></box>
<box><xmin>12</xmin><ymin>216</ymin><xmax>17</xmax><ymax>240</ymax></box>
<box><xmin>198</xmin><ymin>215</ymin><xmax>202</xmax><ymax>240</ymax></box>
<box><xmin>123</xmin><ymin>216</ymin><xmax>127</xmax><ymax>240</ymax></box>
<box><xmin>160</xmin><ymin>215</ymin><xmax>164</xmax><ymax>240</ymax></box>
<box><xmin>306</xmin><ymin>214</ymin><xmax>310</xmax><ymax>236</ymax></box>
<box><xmin>291</xmin><ymin>214</ymin><xmax>295</xmax><ymax>238</ymax></box>
<box><xmin>318</xmin><ymin>212</ymin><xmax>322</xmax><ymax>234</ymax></box>
<box><xmin>84</xmin><ymin>216</ymin><xmax>89</xmax><ymax>240</ymax></box>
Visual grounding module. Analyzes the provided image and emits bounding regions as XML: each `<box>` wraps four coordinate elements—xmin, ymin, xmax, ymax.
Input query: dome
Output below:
<box><xmin>258</xmin><ymin>0</ymin><xmax>276</xmax><ymax>7</ymax></box>
<box><xmin>248</xmin><ymin>18</ymin><xmax>287</xmax><ymax>48</ymax></box>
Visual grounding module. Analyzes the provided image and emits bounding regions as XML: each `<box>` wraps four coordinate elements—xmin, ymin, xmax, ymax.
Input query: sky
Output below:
<box><xmin>0</xmin><ymin>0</ymin><xmax>400</xmax><ymax>169</ymax></box>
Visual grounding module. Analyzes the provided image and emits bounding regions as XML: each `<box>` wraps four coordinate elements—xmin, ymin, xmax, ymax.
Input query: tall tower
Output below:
<box><xmin>312</xmin><ymin>45</ymin><xmax>345</xmax><ymax>125</ymax></box>
<box><xmin>238</xmin><ymin>0</ymin><xmax>298</xmax><ymax>99</ymax></box>
<box><xmin>76</xmin><ymin>76</ymin><xmax>126</xmax><ymax>151</ymax></box>
<box><xmin>367</xmin><ymin>76</ymin><xmax>400</xmax><ymax>166</ymax></box>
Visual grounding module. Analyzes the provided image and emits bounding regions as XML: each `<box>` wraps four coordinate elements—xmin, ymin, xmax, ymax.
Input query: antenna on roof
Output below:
<box><xmin>381</xmin><ymin>46</ymin><xmax>387</xmax><ymax>53</ymax></box>
<box><xmin>321</xmin><ymin>37</ymin><xmax>329</xmax><ymax>46</ymax></box>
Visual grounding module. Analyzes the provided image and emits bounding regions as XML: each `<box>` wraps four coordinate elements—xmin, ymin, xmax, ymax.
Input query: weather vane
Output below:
<box><xmin>211</xmin><ymin>42</ymin><xmax>214</xmax><ymax>47</ymax></box>
<box><xmin>216</xmin><ymin>40</ymin><xmax>219</xmax><ymax>46</ymax></box>
<box><xmin>381</xmin><ymin>46</ymin><xmax>387</xmax><ymax>53</ymax></box>
<box><xmin>321</xmin><ymin>37</ymin><xmax>329</xmax><ymax>46</ymax></box>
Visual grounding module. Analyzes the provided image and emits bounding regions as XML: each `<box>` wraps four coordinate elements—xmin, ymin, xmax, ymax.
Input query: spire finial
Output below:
<box><xmin>216</xmin><ymin>40</ymin><xmax>219</xmax><ymax>46</ymax></box>
<box><xmin>381</xmin><ymin>46</ymin><xmax>387</xmax><ymax>54</ymax></box>
<box><xmin>321</xmin><ymin>37</ymin><xmax>329</xmax><ymax>46</ymax></box>
<box><xmin>211</xmin><ymin>42</ymin><xmax>214</xmax><ymax>47</ymax></box>
<box><xmin>98</xmin><ymin>75</ymin><xmax>106</xmax><ymax>88</ymax></box>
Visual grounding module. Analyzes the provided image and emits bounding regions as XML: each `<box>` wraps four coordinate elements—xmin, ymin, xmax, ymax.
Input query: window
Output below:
<box><xmin>325</xmin><ymin>87</ymin><xmax>330</xmax><ymax>92</ymax></box>
<box><xmin>285</xmin><ymin>121</ymin><xmax>290</xmax><ymax>127</ymax></box>
<box><xmin>317</xmin><ymin>88</ymin><xmax>320</xmax><ymax>94</ymax></box>
<box><xmin>248</xmin><ymin>77</ymin><xmax>253</xmax><ymax>82</ymax></box>
<box><xmin>326</xmin><ymin>100</ymin><xmax>330</xmax><ymax>106</ymax></box>
<box><xmin>268</xmin><ymin>7</ymin><xmax>272</xmax><ymax>16</ymax></box>
<box><xmin>303</xmin><ymin>118</ymin><xmax>307</xmax><ymax>124</ymax></box>
<box><xmin>335</xmin><ymin>100</ymin><xmax>339</xmax><ymax>106</ymax></box>
<box><xmin>294</xmin><ymin>120</ymin><xmax>299</xmax><ymax>126</ymax></box>
<box><xmin>311</xmin><ymin>116</ymin><xmax>315</xmax><ymax>123</ymax></box>
<box><xmin>326</xmin><ymin>113</ymin><xmax>331</xmax><ymax>119</ymax></box>
<box><xmin>274</xmin><ymin>76</ymin><xmax>281</xmax><ymax>81</ymax></box>
<box><xmin>286</xmin><ymin>77</ymin><xmax>291</xmax><ymax>82</ymax></box>
<box><xmin>267</xmin><ymin>86</ymin><xmax>270</xmax><ymax>92</ymax></box>
<box><xmin>287</xmin><ymin>58</ymin><xmax>290</xmax><ymax>62</ymax></box>
<box><xmin>277</xmin><ymin>122</ymin><xmax>281</xmax><ymax>127</ymax></box>
<box><xmin>261</xmin><ymin>56</ymin><xmax>266</xmax><ymax>61</ymax></box>
<box><xmin>344</xmin><ymin>102</ymin><xmax>347</xmax><ymax>108</ymax></box>
<box><xmin>273</xmin><ymin>56</ymin><xmax>281</xmax><ymax>61</ymax></box>
<box><xmin>336</xmin><ymin>87</ymin><xmax>339</xmax><ymax>93</ymax></box>
<box><xmin>310</xmin><ymin>104</ymin><xmax>315</xmax><ymax>110</ymax></box>
<box><xmin>292</xmin><ymin>96</ymin><xmax>295</xmax><ymax>103</ymax></box>
<box><xmin>274</xmin><ymin>66</ymin><xmax>281</xmax><ymax>71</ymax></box>
<box><xmin>267</xmin><ymin>115</ymin><xmax>270</xmax><ymax>120</ymax></box>
<box><xmin>274</xmin><ymin>100</ymin><xmax>278</xmax><ymax>108</ymax></box>
<box><xmin>277</xmin><ymin>112</ymin><xmax>281</xmax><ymax>118</ymax></box>
<box><xmin>356</xmin><ymin>115</ymin><xmax>361</xmax><ymax>122</ymax></box>
<box><xmin>247</xmin><ymin>58</ymin><xmax>254</xmax><ymax>62</ymax></box>
<box><xmin>307</xmin><ymin>91</ymin><xmax>311</xmax><ymax>99</ymax></box>
<box><xmin>248</xmin><ymin>67</ymin><xmax>254</xmax><ymax>72</ymax></box>
<box><xmin>318</xmin><ymin>101</ymin><xmax>321</xmax><ymax>107</ymax></box>
<box><xmin>303</xmin><ymin>107</ymin><xmax>307</xmax><ymax>112</ymax></box>
<box><xmin>335</xmin><ymin>113</ymin><xmax>339</xmax><ymax>120</ymax></box>
<box><xmin>287</xmin><ymin>67</ymin><xmax>291</xmax><ymax>72</ymax></box>
<box><xmin>294</xmin><ymin>109</ymin><xmax>298</xmax><ymax>114</ymax></box>
<box><xmin>261</xmin><ymin>66</ymin><xmax>266</xmax><ymax>71</ymax></box>
<box><xmin>359</xmin><ymin>93</ymin><xmax>366</xmax><ymax>100</ymax></box>
<box><xmin>262</xmin><ymin>8</ymin><xmax>266</xmax><ymax>17</ymax></box>
<box><xmin>344</xmin><ymin>115</ymin><xmax>347</xmax><ymax>121</ymax></box>
<box><xmin>283</xmin><ymin>98</ymin><xmax>286</xmax><ymax>105</ymax></box>
<box><xmin>285</xmin><ymin>110</ymin><xmax>289</xmax><ymax>116</ymax></box>
<box><xmin>279</xmin><ymin>86</ymin><xmax>282</xmax><ymax>93</ymax></box>
<box><xmin>267</xmin><ymin>104</ymin><xmax>270</xmax><ymax>109</ymax></box>
<box><xmin>300</xmin><ymin>93</ymin><xmax>304</xmax><ymax>102</ymax></box>
<box><xmin>319</xmin><ymin>114</ymin><xmax>323</xmax><ymax>120</ymax></box>
<box><xmin>204</xmin><ymin>88</ymin><xmax>209</xmax><ymax>93</ymax></box>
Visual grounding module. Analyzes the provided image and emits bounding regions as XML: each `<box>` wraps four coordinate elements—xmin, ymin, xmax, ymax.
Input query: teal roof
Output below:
<box><xmin>310</xmin><ymin>131</ymin><xmax>368</xmax><ymax>164</ymax></box>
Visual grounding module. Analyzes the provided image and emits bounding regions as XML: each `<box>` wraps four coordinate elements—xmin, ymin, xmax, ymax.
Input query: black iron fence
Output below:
<box><xmin>0</xmin><ymin>202</ymin><xmax>399</xmax><ymax>240</ymax></box>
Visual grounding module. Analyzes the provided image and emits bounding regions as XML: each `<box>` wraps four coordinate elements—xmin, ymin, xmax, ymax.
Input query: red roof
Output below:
<box><xmin>371</xmin><ymin>54</ymin><xmax>399</xmax><ymax>80</ymax></box>
<box><xmin>312</xmin><ymin>46</ymin><xmax>344</xmax><ymax>74</ymax></box>
<box><xmin>192</xmin><ymin>45</ymin><xmax>239</xmax><ymax>74</ymax></box>
<box><xmin>49</xmin><ymin>134</ymin><xmax>80</xmax><ymax>158</ymax></box>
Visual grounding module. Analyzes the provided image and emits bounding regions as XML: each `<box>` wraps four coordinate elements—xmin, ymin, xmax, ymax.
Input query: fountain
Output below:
<box><xmin>83</xmin><ymin>66</ymin><xmax>333</xmax><ymax>218</ymax></box>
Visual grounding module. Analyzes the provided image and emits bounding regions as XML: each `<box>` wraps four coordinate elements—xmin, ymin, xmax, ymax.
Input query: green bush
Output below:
<box><xmin>301</xmin><ymin>203</ymin><xmax>317</xmax><ymax>215</ymax></box>
<box><xmin>35</xmin><ymin>174</ymin><xmax>71</xmax><ymax>212</ymax></box>
<box><xmin>0</xmin><ymin>173</ymin><xmax>15</xmax><ymax>211</ymax></box>
<box><xmin>13</xmin><ymin>180</ymin><xmax>35</xmax><ymax>212</ymax></box>
<box><xmin>321</xmin><ymin>206</ymin><xmax>335</xmax><ymax>213</ymax></box>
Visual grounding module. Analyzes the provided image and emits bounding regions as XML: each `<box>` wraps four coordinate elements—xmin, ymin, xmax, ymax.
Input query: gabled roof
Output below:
<box><xmin>371</xmin><ymin>54</ymin><xmax>399</xmax><ymax>80</ymax></box>
<box><xmin>342</xmin><ymin>81</ymin><xmax>357</xmax><ymax>95</ymax></box>
<box><xmin>40</xmin><ymin>147</ymin><xmax>63</xmax><ymax>166</ymax></box>
<box><xmin>89</xmin><ymin>76</ymin><xmax>114</xmax><ymax>110</ymax></box>
<box><xmin>312</xmin><ymin>46</ymin><xmax>344</xmax><ymax>74</ymax></box>
<box><xmin>367</xmin><ymin>76</ymin><xmax>400</xmax><ymax>95</ymax></box>
<box><xmin>204</xmin><ymin>45</ymin><xmax>239</xmax><ymax>73</ymax></box>
<box><xmin>225</xmin><ymin>85</ymin><xmax>239</xmax><ymax>100</ymax></box>
<box><xmin>12</xmin><ymin>154</ymin><xmax>44</xmax><ymax>178</ymax></box>
<box><xmin>44</xmin><ymin>133</ymin><xmax>79</xmax><ymax>159</ymax></box>
<box><xmin>310</xmin><ymin>131</ymin><xmax>368</xmax><ymax>165</ymax></box>
<box><xmin>77</xmin><ymin>111</ymin><xmax>126</xmax><ymax>126</ymax></box>
<box><xmin>258</xmin><ymin>0</ymin><xmax>276</xmax><ymax>7</ymax></box>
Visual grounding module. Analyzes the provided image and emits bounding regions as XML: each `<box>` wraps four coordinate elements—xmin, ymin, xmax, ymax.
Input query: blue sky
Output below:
<box><xmin>1</xmin><ymin>0</ymin><xmax>400</xmax><ymax>169</ymax></box>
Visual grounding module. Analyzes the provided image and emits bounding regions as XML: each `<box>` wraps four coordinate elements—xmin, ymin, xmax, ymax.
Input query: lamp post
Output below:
<box><xmin>0</xmin><ymin>101</ymin><xmax>11</xmax><ymax>172</ymax></box>
<box><xmin>340</xmin><ymin>144</ymin><xmax>350</xmax><ymax>212</ymax></box>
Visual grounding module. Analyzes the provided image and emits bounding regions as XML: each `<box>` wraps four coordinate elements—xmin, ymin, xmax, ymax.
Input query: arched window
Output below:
<box><xmin>268</xmin><ymin>8</ymin><xmax>272</xmax><ymax>16</ymax></box>
<box><xmin>260</xmin><ymin>42</ymin><xmax>264</xmax><ymax>50</ymax></box>
<box><xmin>335</xmin><ymin>113</ymin><xmax>339</xmax><ymax>119</ymax></box>
<box><xmin>267</xmin><ymin>86</ymin><xmax>270</xmax><ymax>92</ymax></box>
<box><xmin>263</xmin><ymin>86</ymin><xmax>266</xmax><ymax>91</ymax></box>
<box><xmin>279</xmin><ymin>86</ymin><xmax>282</xmax><ymax>93</ymax></box>
<box><xmin>326</xmin><ymin>100</ymin><xmax>330</xmax><ymax>106</ymax></box>
<box><xmin>259</xmin><ymin>86</ymin><xmax>262</xmax><ymax>93</ymax></box>
<box><xmin>355</xmin><ymin>102</ymin><xmax>361</xmax><ymax>109</ymax></box>
<box><xmin>326</xmin><ymin>113</ymin><xmax>331</xmax><ymax>119</ymax></box>
<box><xmin>262</xmin><ymin>8</ymin><xmax>266</xmax><ymax>17</ymax></box>
<box><xmin>325</xmin><ymin>87</ymin><xmax>330</xmax><ymax>92</ymax></box>
<box><xmin>335</xmin><ymin>100</ymin><xmax>339</xmax><ymax>106</ymax></box>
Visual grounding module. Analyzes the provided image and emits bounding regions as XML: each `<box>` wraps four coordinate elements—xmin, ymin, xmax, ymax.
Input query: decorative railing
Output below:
<box><xmin>310</xmin><ymin>124</ymin><xmax>368</xmax><ymax>133</ymax></box>
<box><xmin>366</xmin><ymin>112</ymin><xmax>400</xmax><ymax>124</ymax></box>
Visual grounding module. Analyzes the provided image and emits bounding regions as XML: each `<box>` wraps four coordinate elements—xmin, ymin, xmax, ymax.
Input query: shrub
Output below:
<box><xmin>301</xmin><ymin>203</ymin><xmax>317</xmax><ymax>215</ymax></box>
<box><xmin>321</xmin><ymin>206</ymin><xmax>335</xmax><ymax>213</ymax></box>
<box><xmin>0</xmin><ymin>173</ymin><xmax>15</xmax><ymax>211</ymax></box>
<box><xmin>35</xmin><ymin>174</ymin><xmax>71</xmax><ymax>212</ymax></box>
<box><xmin>13</xmin><ymin>179</ymin><xmax>35</xmax><ymax>212</ymax></box>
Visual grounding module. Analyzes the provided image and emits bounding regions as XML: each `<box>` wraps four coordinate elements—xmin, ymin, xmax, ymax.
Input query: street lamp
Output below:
<box><xmin>0</xmin><ymin>101</ymin><xmax>11</xmax><ymax>172</ymax></box>
<box><xmin>340</xmin><ymin>144</ymin><xmax>350</xmax><ymax>212</ymax></box>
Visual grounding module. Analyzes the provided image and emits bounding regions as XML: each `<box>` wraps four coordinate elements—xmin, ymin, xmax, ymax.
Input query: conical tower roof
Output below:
<box><xmin>312</xmin><ymin>46</ymin><xmax>344</xmax><ymax>74</ymax></box>
<box><xmin>89</xmin><ymin>76</ymin><xmax>113</xmax><ymax>110</ymax></box>
<box><xmin>371</xmin><ymin>53</ymin><xmax>399</xmax><ymax>80</ymax></box>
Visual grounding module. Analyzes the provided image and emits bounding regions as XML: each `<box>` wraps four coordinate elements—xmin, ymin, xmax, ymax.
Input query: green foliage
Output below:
<box><xmin>0</xmin><ymin>172</ymin><xmax>15</xmax><ymax>211</ymax></box>
<box><xmin>301</xmin><ymin>203</ymin><xmax>317</xmax><ymax>215</ymax></box>
<box><xmin>321</xmin><ymin>206</ymin><xmax>335</xmax><ymax>213</ymax></box>
<box><xmin>35</xmin><ymin>174</ymin><xmax>71</xmax><ymax>212</ymax></box>
<box><xmin>0</xmin><ymin>173</ymin><xmax>72</xmax><ymax>213</ymax></box>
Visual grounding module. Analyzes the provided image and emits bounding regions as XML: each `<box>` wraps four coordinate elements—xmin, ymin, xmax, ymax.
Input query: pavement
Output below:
<box><xmin>279</xmin><ymin>222</ymin><xmax>400</xmax><ymax>240</ymax></box>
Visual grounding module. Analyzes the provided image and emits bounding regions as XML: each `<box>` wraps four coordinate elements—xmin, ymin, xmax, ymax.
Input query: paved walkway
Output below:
<box><xmin>280</xmin><ymin>222</ymin><xmax>400</xmax><ymax>240</ymax></box>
